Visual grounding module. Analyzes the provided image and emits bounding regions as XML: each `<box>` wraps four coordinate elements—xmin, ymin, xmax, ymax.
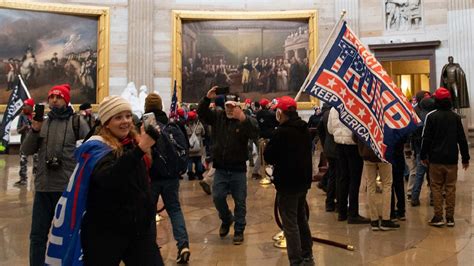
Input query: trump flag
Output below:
<box><xmin>303</xmin><ymin>21</ymin><xmax>420</xmax><ymax>162</ymax></box>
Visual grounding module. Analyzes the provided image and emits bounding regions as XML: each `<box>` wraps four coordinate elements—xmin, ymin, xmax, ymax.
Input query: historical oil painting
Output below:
<box><xmin>181</xmin><ymin>19</ymin><xmax>312</xmax><ymax>103</ymax></box>
<box><xmin>0</xmin><ymin>8</ymin><xmax>99</xmax><ymax>104</ymax></box>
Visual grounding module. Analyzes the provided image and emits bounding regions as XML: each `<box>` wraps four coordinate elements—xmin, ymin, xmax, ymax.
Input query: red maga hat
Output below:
<box><xmin>48</xmin><ymin>84</ymin><xmax>71</xmax><ymax>104</ymax></box>
<box><xmin>433</xmin><ymin>87</ymin><xmax>451</xmax><ymax>100</ymax></box>
<box><xmin>275</xmin><ymin>96</ymin><xmax>297</xmax><ymax>111</ymax></box>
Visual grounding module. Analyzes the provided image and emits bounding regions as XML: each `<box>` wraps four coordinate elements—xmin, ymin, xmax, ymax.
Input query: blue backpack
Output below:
<box><xmin>151</xmin><ymin>121</ymin><xmax>189</xmax><ymax>179</ymax></box>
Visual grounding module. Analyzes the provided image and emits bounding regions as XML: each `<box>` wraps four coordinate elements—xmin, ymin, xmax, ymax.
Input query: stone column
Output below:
<box><xmin>128</xmin><ymin>0</ymin><xmax>154</xmax><ymax>91</ymax></box>
<box><xmin>447</xmin><ymin>0</ymin><xmax>474</xmax><ymax>128</ymax></box>
<box><xmin>334</xmin><ymin>0</ymin><xmax>359</xmax><ymax>34</ymax></box>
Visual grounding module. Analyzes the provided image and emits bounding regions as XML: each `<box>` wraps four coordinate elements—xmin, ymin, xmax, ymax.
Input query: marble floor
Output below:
<box><xmin>0</xmin><ymin>151</ymin><xmax>473</xmax><ymax>266</ymax></box>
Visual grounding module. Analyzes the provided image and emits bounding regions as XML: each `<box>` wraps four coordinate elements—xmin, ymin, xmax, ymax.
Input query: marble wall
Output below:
<box><xmin>15</xmin><ymin>0</ymin><xmax>473</xmax><ymax>127</ymax></box>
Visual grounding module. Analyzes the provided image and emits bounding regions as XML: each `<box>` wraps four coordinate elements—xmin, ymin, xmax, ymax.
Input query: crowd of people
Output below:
<box><xmin>14</xmin><ymin>80</ymin><xmax>470</xmax><ymax>265</ymax></box>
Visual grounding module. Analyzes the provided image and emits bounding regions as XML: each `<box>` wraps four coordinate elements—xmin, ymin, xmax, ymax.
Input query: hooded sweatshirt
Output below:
<box><xmin>264</xmin><ymin>114</ymin><xmax>313</xmax><ymax>194</ymax></box>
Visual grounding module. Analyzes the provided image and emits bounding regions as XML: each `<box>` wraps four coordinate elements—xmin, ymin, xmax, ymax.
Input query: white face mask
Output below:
<box><xmin>276</xmin><ymin>109</ymin><xmax>282</xmax><ymax>122</ymax></box>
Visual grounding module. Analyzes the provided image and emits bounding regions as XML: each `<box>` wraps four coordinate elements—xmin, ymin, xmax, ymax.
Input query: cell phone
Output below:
<box><xmin>33</xmin><ymin>104</ymin><xmax>45</xmax><ymax>121</ymax></box>
<box><xmin>215</xmin><ymin>86</ymin><xmax>230</xmax><ymax>95</ymax></box>
<box><xmin>142</xmin><ymin>112</ymin><xmax>157</xmax><ymax>128</ymax></box>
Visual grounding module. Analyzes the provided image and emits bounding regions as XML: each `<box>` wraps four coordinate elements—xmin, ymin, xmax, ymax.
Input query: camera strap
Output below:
<box><xmin>45</xmin><ymin>118</ymin><xmax>69</xmax><ymax>159</ymax></box>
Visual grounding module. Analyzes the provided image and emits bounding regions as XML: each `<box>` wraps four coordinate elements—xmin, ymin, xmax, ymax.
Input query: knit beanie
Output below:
<box><xmin>144</xmin><ymin>93</ymin><xmax>163</xmax><ymax>113</ymax></box>
<box><xmin>98</xmin><ymin>95</ymin><xmax>132</xmax><ymax>125</ymax></box>
<box><xmin>48</xmin><ymin>84</ymin><xmax>71</xmax><ymax>104</ymax></box>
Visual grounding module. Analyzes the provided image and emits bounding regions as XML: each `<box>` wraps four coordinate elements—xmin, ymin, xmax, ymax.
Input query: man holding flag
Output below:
<box><xmin>296</xmin><ymin>18</ymin><xmax>420</xmax><ymax>227</ymax></box>
<box><xmin>301</xmin><ymin>20</ymin><xmax>420</xmax><ymax>165</ymax></box>
<box><xmin>0</xmin><ymin>77</ymin><xmax>31</xmax><ymax>153</ymax></box>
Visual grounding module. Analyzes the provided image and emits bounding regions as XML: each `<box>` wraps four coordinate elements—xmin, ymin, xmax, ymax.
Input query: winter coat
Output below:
<box><xmin>82</xmin><ymin>138</ymin><xmax>155</xmax><ymax>235</ymax></box>
<box><xmin>327</xmin><ymin>107</ymin><xmax>356</xmax><ymax>145</ymax></box>
<box><xmin>264</xmin><ymin>114</ymin><xmax>313</xmax><ymax>194</ymax></box>
<box><xmin>198</xmin><ymin>96</ymin><xmax>258</xmax><ymax>172</ymax></box>
<box><xmin>21</xmin><ymin>111</ymin><xmax>89</xmax><ymax>192</ymax></box>
<box><xmin>420</xmin><ymin>106</ymin><xmax>470</xmax><ymax>165</ymax></box>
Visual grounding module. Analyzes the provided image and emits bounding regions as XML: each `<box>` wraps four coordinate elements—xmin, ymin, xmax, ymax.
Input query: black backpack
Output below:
<box><xmin>151</xmin><ymin>121</ymin><xmax>189</xmax><ymax>179</ymax></box>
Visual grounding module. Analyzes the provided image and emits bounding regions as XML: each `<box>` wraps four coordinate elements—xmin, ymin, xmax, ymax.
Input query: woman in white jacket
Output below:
<box><xmin>327</xmin><ymin>107</ymin><xmax>369</xmax><ymax>224</ymax></box>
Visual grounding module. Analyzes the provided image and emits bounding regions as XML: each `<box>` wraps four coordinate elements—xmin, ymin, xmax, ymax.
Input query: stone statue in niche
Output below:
<box><xmin>440</xmin><ymin>56</ymin><xmax>470</xmax><ymax>109</ymax></box>
<box><xmin>385</xmin><ymin>0</ymin><xmax>422</xmax><ymax>31</ymax></box>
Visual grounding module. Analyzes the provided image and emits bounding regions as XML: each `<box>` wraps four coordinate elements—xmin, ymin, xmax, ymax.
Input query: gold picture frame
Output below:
<box><xmin>172</xmin><ymin>10</ymin><xmax>319</xmax><ymax>109</ymax></box>
<box><xmin>0</xmin><ymin>1</ymin><xmax>110</xmax><ymax>112</ymax></box>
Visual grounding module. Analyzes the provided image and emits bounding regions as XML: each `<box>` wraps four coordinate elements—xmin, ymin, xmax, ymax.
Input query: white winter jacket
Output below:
<box><xmin>327</xmin><ymin>108</ymin><xmax>356</xmax><ymax>145</ymax></box>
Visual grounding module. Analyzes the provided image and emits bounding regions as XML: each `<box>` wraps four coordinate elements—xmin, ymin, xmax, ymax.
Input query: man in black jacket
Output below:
<box><xmin>421</xmin><ymin>87</ymin><xmax>470</xmax><ymax>227</ymax></box>
<box><xmin>198</xmin><ymin>86</ymin><xmax>258</xmax><ymax>245</ymax></box>
<box><xmin>264</xmin><ymin>96</ymin><xmax>314</xmax><ymax>266</ymax></box>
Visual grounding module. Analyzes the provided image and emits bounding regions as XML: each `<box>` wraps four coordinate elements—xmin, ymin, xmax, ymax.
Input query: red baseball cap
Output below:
<box><xmin>187</xmin><ymin>111</ymin><xmax>197</xmax><ymax>120</ymax></box>
<box><xmin>244</xmin><ymin>98</ymin><xmax>252</xmax><ymax>105</ymax></box>
<box><xmin>433</xmin><ymin>87</ymin><xmax>451</xmax><ymax>100</ymax></box>
<box><xmin>177</xmin><ymin>108</ymin><xmax>185</xmax><ymax>117</ymax></box>
<box><xmin>24</xmin><ymin>98</ymin><xmax>35</xmax><ymax>107</ymax></box>
<box><xmin>275</xmin><ymin>96</ymin><xmax>297</xmax><ymax>111</ymax></box>
<box><xmin>259</xmin><ymin>98</ymin><xmax>270</xmax><ymax>108</ymax></box>
<box><xmin>48</xmin><ymin>84</ymin><xmax>71</xmax><ymax>104</ymax></box>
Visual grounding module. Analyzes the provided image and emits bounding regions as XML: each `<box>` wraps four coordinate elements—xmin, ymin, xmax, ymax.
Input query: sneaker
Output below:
<box><xmin>380</xmin><ymin>220</ymin><xmax>400</xmax><ymax>230</ymax></box>
<box><xmin>302</xmin><ymin>256</ymin><xmax>315</xmax><ymax>266</ymax></box>
<box><xmin>14</xmin><ymin>179</ymin><xmax>27</xmax><ymax>186</ymax></box>
<box><xmin>347</xmin><ymin>215</ymin><xmax>370</xmax><ymax>224</ymax></box>
<box><xmin>371</xmin><ymin>220</ymin><xmax>380</xmax><ymax>231</ymax></box>
<box><xmin>446</xmin><ymin>217</ymin><xmax>455</xmax><ymax>227</ymax></box>
<box><xmin>397</xmin><ymin>214</ymin><xmax>406</xmax><ymax>221</ymax></box>
<box><xmin>411</xmin><ymin>199</ymin><xmax>420</xmax><ymax>207</ymax></box>
<box><xmin>429</xmin><ymin>216</ymin><xmax>445</xmax><ymax>227</ymax></box>
<box><xmin>199</xmin><ymin>181</ymin><xmax>211</xmax><ymax>195</ymax></box>
<box><xmin>233</xmin><ymin>231</ymin><xmax>244</xmax><ymax>245</ymax></box>
<box><xmin>219</xmin><ymin>220</ymin><xmax>233</xmax><ymax>237</ymax></box>
<box><xmin>176</xmin><ymin>246</ymin><xmax>190</xmax><ymax>264</ymax></box>
<box><xmin>390</xmin><ymin>214</ymin><xmax>398</xmax><ymax>222</ymax></box>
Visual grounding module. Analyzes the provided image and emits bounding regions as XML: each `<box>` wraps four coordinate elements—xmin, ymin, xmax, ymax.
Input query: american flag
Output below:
<box><xmin>303</xmin><ymin>21</ymin><xmax>420</xmax><ymax>162</ymax></box>
<box><xmin>169</xmin><ymin>80</ymin><xmax>178</xmax><ymax>117</ymax></box>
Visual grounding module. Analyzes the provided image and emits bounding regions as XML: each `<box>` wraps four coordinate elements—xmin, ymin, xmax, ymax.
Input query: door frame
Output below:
<box><xmin>368</xmin><ymin>41</ymin><xmax>441</xmax><ymax>92</ymax></box>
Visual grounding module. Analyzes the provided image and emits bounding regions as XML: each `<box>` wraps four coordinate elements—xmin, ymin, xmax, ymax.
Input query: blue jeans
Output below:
<box><xmin>411</xmin><ymin>153</ymin><xmax>427</xmax><ymax>201</ymax></box>
<box><xmin>30</xmin><ymin>192</ymin><xmax>62</xmax><ymax>266</ymax></box>
<box><xmin>187</xmin><ymin>156</ymin><xmax>204</xmax><ymax>178</ymax></box>
<box><xmin>151</xmin><ymin>179</ymin><xmax>189</xmax><ymax>249</ymax></box>
<box><xmin>212</xmin><ymin>169</ymin><xmax>247</xmax><ymax>232</ymax></box>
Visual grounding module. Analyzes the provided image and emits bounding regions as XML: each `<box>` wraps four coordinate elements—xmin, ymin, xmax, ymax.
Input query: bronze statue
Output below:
<box><xmin>440</xmin><ymin>56</ymin><xmax>470</xmax><ymax>108</ymax></box>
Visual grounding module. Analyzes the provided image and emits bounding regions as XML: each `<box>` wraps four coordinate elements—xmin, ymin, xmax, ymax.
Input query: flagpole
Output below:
<box><xmin>17</xmin><ymin>75</ymin><xmax>31</xmax><ymax>99</ymax></box>
<box><xmin>294</xmin><ymin>10</ymin><xmax>347</xmax><ymax>102</ymax></box>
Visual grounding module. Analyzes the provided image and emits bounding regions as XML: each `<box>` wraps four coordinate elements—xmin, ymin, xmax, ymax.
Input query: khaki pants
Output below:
<box><xmin>364</xmin><ymin>161</ymin><xmax>393</xmax><ymax>221</ymax></box>
<box><xmin>429</xmin><ymin>164</ymin><xmax>458</xmax><ymax>218</ymax></box>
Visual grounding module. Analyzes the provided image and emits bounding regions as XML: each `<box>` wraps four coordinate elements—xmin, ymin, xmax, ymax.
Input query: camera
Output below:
<box><xmin>46</xmin><ymin>157</ymin><xmax>62</xmax><ymax>170</ymax></box>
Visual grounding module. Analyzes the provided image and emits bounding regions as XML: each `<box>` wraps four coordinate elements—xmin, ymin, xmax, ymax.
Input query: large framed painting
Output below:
<box><xmin>172</xmin><ymin>10</ymin><xmax>318</xmax><ymax>109</ymax></box>
<box><xmin>0</xmin><ymin>2</ymin><xmax>110</xmax><ymax>112</ymax></box>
